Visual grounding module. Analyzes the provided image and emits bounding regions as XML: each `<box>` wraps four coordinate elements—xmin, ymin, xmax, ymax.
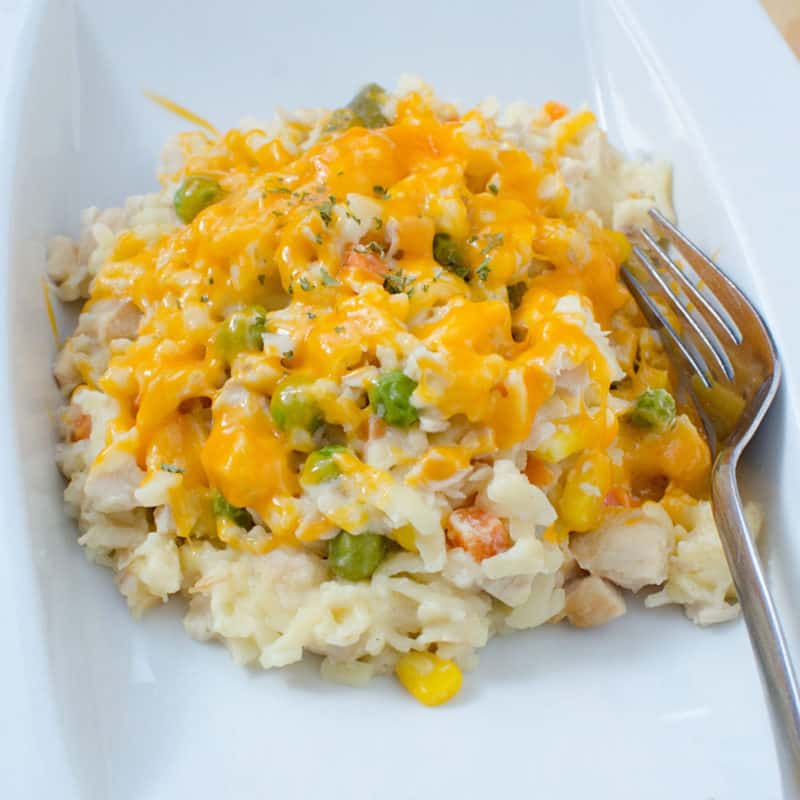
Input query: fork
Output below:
<box><xmin>621</xmin><ymin>208</ymin><xmax>800</xmax><ymax>793</ymax></box>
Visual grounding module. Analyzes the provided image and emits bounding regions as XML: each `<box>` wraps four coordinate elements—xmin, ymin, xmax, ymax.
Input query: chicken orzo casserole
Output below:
<box><xmin>49</xmin><ymin>79</ymin><xmax>758</xmax><ymax>706</ymax></box>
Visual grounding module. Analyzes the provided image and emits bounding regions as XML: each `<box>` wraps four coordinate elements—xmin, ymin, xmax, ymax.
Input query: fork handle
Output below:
<box><xmin>713</xmin><ymin>449</ymin><xmax>800</xmax><ymax>794</ymax></box>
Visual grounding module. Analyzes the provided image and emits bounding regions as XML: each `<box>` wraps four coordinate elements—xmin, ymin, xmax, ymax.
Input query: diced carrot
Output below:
<box><xmin>603</xmin><ymin>487</ymin><xmax>641</xmax><ymax>508</ymax></box>
<box><xmin>368</xmin><ymin>416</ymin><xmax>387</xmax><ymax>440</ymax></box>
<box><xmin>342</xmin><ymin>247</ymin><xmax>389</xmax><ymax>282</ymax></box>
<box><xmin>544</xmin><ymin>100</ymin><xmax>569</xmax><ymax>121</ymax></box>
<box><xmin>524</xmin><ymin>454</ymin><xmax>553</xmax><ymax>487</ymax></box>
<box><xmin>446</xmin><ymin>507</ymin><xmax>511</xmax><ymax>562</ymax></box>
<box><xmin>69</xmin><ymin>411</ymin><xmax>92</xmax><ymax>442</ymax></box>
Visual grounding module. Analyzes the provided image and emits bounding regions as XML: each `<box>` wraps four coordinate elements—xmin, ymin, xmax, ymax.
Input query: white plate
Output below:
<box><xmin>2</xmin><ymin>1</ymin><xmax>800</xmax><ymax>798</ymax></box>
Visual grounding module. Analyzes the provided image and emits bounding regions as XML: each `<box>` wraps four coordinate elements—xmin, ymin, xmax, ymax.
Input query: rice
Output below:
<box><xmin>49</xmin><ymin>78</ymin><xmax>752</xmax><ymax>703</ymax></box>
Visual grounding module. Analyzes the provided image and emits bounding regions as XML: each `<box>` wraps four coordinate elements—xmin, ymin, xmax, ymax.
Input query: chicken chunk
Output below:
<box><xmin>565</xmin><ymin>575</ymin><xmax>626</xmax><ymax>628</ymax></box>
<box><xmin>46</xmin><ymin>236</ymin><xmax>82</xmax><ymax>300</ymax></box>
<box><xmin>53</xmin><ymin>300</ymin><xmax>142</xmax><ymax>395</ymax></box>
<box><xmin>48</xmin><ymin>207</ymin><xmax>130</xmax><ymax>301</ymax></box>
<box><xmin>62</xmin><ymin>404</ymin><xmax>91</xmax><ymax>442</ymax></box>
<box><xmin>53</xmin><ymin>333</ymin><xmax>99</xmax><ymax>394</ymax></box>
<box><xmin>82</xmin><ymin>449</ymin><xmax>146</xmax><ymax>514</ymax></box>
<box><xmin>570</xmin><ymin>502</ymin><xmax>674</xmax><ymax>592</ymax></box>
<box><xmin>76</xmin><ymin>298</ymin><xmax>142</xmax><ymax>343</ymax></box>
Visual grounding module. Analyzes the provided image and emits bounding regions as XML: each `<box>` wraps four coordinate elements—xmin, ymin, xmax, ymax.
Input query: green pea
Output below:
<box><xmin>215</xmin><ymin>307</ymin><xmax>267</xmax><ymax>361</ymax></box>
<box><xmin>271</xmin><ymin>376</ymin><xmax>323</xmax><ymax>433</ymax></box>
<box><xmin>432</xmin><ymin>233</ymin><xmax>469</xmax><ymax>280</ymax></box>
<box><xmin>301</xmin><ymin>445</ymin><xmax>349</xmax><ymax>484</ymax></box>
<box><xmin>629</xmin><ymin>388</ymin><xmax>676</xmax><ymax>430</ymax></box>
<box><xmin>174</xmin><ymin>175</ymin><xmax>224</xmax><ymax>223</ymax></box>
<box><xmin>326</xmin><ymin>83</ymin><xmax>388</xmax><ymax>132</ymax></box>
<box><xmin>211</xmin><ymin>490</ymin><xmax>254</xmax><ymax>529</ymax></box>
<box><xmin>328</xmin><ymin>531</ymin><xmax>388</xmax><ymax>581</ymax></box>
<box><xmin>369</xmin><ymin>370</ymin><xmax>419</xmax><ymax>427</ymax></box>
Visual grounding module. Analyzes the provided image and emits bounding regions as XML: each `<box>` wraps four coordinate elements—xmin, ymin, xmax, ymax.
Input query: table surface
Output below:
<box><xmin>763</xmin><ymin>0</ymin><xmax>800</xmax><ymax>56</ymax></box>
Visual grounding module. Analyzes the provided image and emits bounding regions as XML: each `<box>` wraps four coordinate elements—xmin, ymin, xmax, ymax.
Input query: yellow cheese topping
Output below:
<box><xmin>79</xmin><ymin>84</ymin><xmax>710</xmax><ymax>553</ymax></box>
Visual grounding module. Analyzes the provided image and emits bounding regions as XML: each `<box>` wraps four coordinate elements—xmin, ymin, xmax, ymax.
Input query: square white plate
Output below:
<box><xmin>2</xmin><ymin>1</ymin><xmax>800</xmax><ymax>798</ymax></box>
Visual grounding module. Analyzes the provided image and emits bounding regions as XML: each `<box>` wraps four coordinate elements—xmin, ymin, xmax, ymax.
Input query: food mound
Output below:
<box><xmin>49</xmin><ymin>79</ymin><xmax>755</xmax><ymax>705</ymax></box>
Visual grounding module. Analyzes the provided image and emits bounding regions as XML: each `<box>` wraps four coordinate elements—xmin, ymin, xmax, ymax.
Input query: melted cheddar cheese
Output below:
<box><xmin>76</xmin><ymin>83</ymin><xmax>710</xmax><ymax>553</ymax></box>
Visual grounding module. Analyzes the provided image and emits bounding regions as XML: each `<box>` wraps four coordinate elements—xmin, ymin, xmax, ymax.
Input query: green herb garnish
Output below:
<box><xmin>384</xmin><ymin>270</ymin><xmax>415</xmax><ymax>295</ymax></box>
<box><xmin>160</xmin><ymin>463</ymin><xmax>185</xmax><ymax>474</ymax></box>
<box><xmin>320</xmin><ymin>267</ymin><xmax>339</xmax><ymax>286</ymax></box>
<box><xmin>432</xmin><ymin>233</ymin><xmax>469</xmax><ymax>281</ymax></box>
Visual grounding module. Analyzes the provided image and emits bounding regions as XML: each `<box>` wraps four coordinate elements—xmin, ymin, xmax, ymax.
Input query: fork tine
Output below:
<box><xmin>620</xmin><ymin>265</ymin><xmax>713</xmax><ymax>389</ymax></box>
<box><xmin>647</xmin><ymin>209</ymin><xmax>743</xmax><ymax>345</ymax></box>
<box><xmin>638</xmin><ymin>228</ymin><xmax>740</xmax><ymax>359</ymax></box>
<box><xmin>631</xmin><ymin>243</ymin><xmax>735</xmax><ymax>381</ymax></box>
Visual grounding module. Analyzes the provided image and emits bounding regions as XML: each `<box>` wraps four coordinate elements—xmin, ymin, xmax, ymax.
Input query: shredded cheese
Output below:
<box><xmin>73</xmin><ymin>85</ymin><xmax>709</xmax><ymax>554</ymax></box>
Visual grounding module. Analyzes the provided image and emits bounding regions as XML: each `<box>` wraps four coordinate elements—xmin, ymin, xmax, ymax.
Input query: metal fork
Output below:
<box><xmin>621</xmin><ymin>208</ymin><xmax>800</xmax><ymax>794</ymax></box>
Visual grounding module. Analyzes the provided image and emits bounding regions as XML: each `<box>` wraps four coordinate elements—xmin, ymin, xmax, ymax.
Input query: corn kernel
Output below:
<box><xmin>533</xmin><ymin>424</ymin><xmax>586</xmax><ymax>463</ymax></box>
<box><xmin>636</xmin><ymin>365</ymin><xmax>669</xmax><ymax>391</ymax></box>
<box><xmin>543</xmin><ymin>520</ymin><xmax>570</xmax><ymax>544</ymax></box>
<box><xmin>396</xmin><ymin>651</ymin><xmax>462</xmax><ymax>706</ymax></box>
<box><xmin>392</xmin><ymin>524</ymin><xmax>418</xmax><ymax>552</ymax></box>
<box><xmin>524</xmin><ymin>454</ymin><xmax>553</xmax><ymax>487</ymax></box>
<box><xmin>558</xmin><ymin>450</ymin><xmax>612</xmax><ymax>533</ymax></box>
